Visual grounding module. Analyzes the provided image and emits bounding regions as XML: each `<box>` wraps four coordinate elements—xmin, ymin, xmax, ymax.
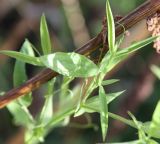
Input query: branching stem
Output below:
<box><xmin>0</xmin><ymin>0</ymin><xmax>160</xmax><ymax>109</ymax></box>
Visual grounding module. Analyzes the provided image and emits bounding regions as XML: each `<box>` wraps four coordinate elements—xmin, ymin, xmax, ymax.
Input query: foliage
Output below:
<box><xmin>0</xmin><ymin>0</ymin><xmax>159</xmax><ymax>143</ymax></box>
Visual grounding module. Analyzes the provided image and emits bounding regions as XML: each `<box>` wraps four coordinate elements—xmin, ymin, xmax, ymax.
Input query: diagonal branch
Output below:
<box><xmin>0</xmin><ymin>0</ymin><xmax>160</xmax><ymax>109</ymax></box>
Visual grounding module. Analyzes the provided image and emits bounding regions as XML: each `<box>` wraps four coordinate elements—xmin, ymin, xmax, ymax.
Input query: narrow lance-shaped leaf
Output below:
<box><xmin>47</xmin><ymin>108</ymin><xmax>75</xmax><ymax>127</ymax></box>
<box><xmin>99</xmin><ymin>36</ymin><xmax>157</xmax><ymax>75</ymax></box>
<box><xmin>39</xmin><ymin>52</ymin><xmax>99</xmax><ymax>77</ymax></box>
<box><xmin>7</xmin><ymin>102</ymin><xmax>34</xmax><ymax>126</ymax></box>
<box><xmin>115</xmin><ymin>36</ymin><xmax>158</xmax><ymax>58</ymax></box>
<box><xmin>75</xmin><ymin>90</ymin><xmax>124</xmax><ymax>117</ymax></box>
<box><xmin>40</xmin><ymin>14</ymin><xmax>52</xmax><ymax>55</ymax></box>
<box><xmin>150</xmin><ymin>65</ymin><xmax>160</xmax><ymax>79</ymax></box>
<box><xmin>106</xmin><ymin>0</ymin><xmax>115</xmax><ymax>53</ymax></box>
<box><xmin>107</xmin><ymin>140</ymin><xmax>149</xmax><ymax>144</ymax></box>
<box><xmin>149</xmin><ymin>100</ymin><xmax>160</xmax><ymax>138</ymax></box>
<box><xmin>114</xmin><ymin>24</ymin><xmax>125</xmax><ymax>49</ymax></box>
<box><xmin>99</xmin><ymin>51</ymin><xmax>113</xmax><ymax>75</ymax></box>
<box><xmin>13</xmin><ymin>39</ymin><xmax>34</xmax><ymax>106</ymax></box>
<box><xmin>39</xmin><ymin>78</ymin><xmax>56</xmax><ymax>126</ymax></box>
<box><xmin>13</xmin><ymin>39</ymin><xmax>35</xmax><ymax>86</ymax></box>
<box><xmin>99</xmin><ymin>86</ymin><xmax>108</xmax><ymax>141</ymax></box>
<box><xmin>0</xmin><ymin>50</ymin><xmax>43</xmax><ymax>66</ymax></box>
<box><xmin>59</xmin><ymin>77</ymin><xmax>74</xmax><ymax>107</ymax></box>
<box><xmin>7</xmin><ymin>39</ymin><xmax>35</xmax><ymax>126</ymax></box>
<box><xmin>102</xmin><ymin>79</ymin><xmax>119</xmax><ymax>86</ymax></box>
<box><xmin>86</xmin><ymin>90</ymin><xmax>124</xmax><ymax>111</ymax></box>
<box><xmin>128</xmin><ymin>112</ymin><xmax>147</xmax><ymax>141</ymax></box>
<box><xmin>13</xmin><ymin>45</ymin><xmax>28</xmax><ymax>87</ymax></box>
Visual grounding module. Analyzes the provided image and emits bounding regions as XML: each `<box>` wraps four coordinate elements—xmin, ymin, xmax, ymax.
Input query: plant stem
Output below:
<box><xmin>0</xmin><ymin>0</ymin><xmax>160</xmax><ymax>109</ymax></box>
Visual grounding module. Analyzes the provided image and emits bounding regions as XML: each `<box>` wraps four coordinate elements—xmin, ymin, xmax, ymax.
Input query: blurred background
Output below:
<box><xmin>0</xmin><ymin>0</ymin><xmax>160</xmax><ymax>143</ymax></box>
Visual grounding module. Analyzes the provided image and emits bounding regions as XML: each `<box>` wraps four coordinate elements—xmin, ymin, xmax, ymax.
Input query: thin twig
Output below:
<box><xmin>0</xmin><ymin>0</ymin><xmax>160</xmax><ymax>109</ymax></box>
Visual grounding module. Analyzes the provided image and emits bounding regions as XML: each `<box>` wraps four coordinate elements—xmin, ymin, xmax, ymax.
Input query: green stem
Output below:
<box><xmin>82</xmin><ymin>105</ymin><xmax>137</xmax><ymax>129</ymax></box>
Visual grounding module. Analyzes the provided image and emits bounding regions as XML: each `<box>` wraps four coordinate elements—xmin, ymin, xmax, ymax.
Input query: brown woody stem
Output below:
<box><xmin>0</xmin><ymin>0</ymin><xmax>160</xmax><ymax>109</ymax></box>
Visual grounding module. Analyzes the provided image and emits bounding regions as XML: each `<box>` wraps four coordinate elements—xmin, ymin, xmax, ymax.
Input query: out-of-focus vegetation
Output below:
<box><xmin>1</xmin><ymin>0</ymin><xmax>160</xmax><ymax>144</ymax></box>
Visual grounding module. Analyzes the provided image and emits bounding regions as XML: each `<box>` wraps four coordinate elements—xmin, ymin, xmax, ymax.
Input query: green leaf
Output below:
<box><xmin>76</xmin><ymin>105</ymin><xmax>138</xmax><ymax>130</ymax></box>
<box><xmin>13</xmin><ymin>42</ymin><xmax>29</xmax><ymax>86</ymax></box>
<box><xmin>147</xmin><ymin>139</ymin><xmax>159</xmax><ymax>144</ymax></box>
<box><xmin>59</xmin><ymin>77</ymin><xmax>74</xmax><ymax>107</ymax></box>
<box><xmin>114</xmin><ymin>23</ymin><xmax>125</xmax><ymax>49</ymax></box>
<box><xmin>87</xmin><ymin>90</ymin><xmax>124</xmax><ymax>110</ymax></box>
<box><xmin>0</xmin><ymin>50</ymin><xmax>43</xmax><ymax>66</ymax></box>
<box><xmin>99</xmin><ymin>36</ymin><xmax>157</xmax><ymax>75</ymax></box>
<box><xmin>100</xmin><ymin>36</ymin><xmax>156</xmax><ymax>75</ymax></box>
<box><xmin>107</xmin><ymin>140</ymin><xmax>142</xmax><ymax>144</ymax></box>
<box><xmin>75</xmin><ymin>90</ymin><xmax>124</xmax><ymax>116</ymax></box>
<box><xmin>7</xmin><ymin>40</ymin><xmax>35</xmax><ymax>126</ymax></box>
<box><xmin>128</xmin><ymin>112</ymin><xmax>147</xmax><ymax>141</ymax></box>
<box><xmin>108</xmin><ymin>139</ymin><xmax>158</xmax><ymax>144</ymax></box>
<box><xmin>126</xmin><ymin>114</ymin><xmax>158</xmax><ymax>143</ymax></box>
<box><xmin>40</xmin><ymin>14</ymin><xmax>52</xmax><ymax>55</ymax></box>
<box><xmin>149</xmin><ymin>100</ymin><xmax>160</xmax><ymax>138</ymax></box>
<box><xmin>106</xmin><ymin>0</ymin><xmax>115</xmax><ymax>53</ymax></box>
<box><xmin>7</xmin><ymin>102</ymin><xmax>34</xmax><ymax>126</ymax></box>
<box><xmin>47</xmin><ymin>108</ymin><xmax>75</xmax><ymax>127</ymax></box>
<box><xmin>99</xmin><ymin>86</ymin><xmax>108</xmax><ymax>141</ymax></box>
<box><xmin>25</xmin><ymin>126</ymin><xmax>45</xmax><ymax>144</ymax></box>
<box><xmin>102</xmin><ymin>79</ymin><xmax>119</xmax><ymax>86</ymax></box>
<box><xmin>142</xmin><ymin>121</ymin><xmax>158</xmax><ymax>139</ymax></box>
<box><xmin>108</xmin><ymin>112</ymin><xmax>137</xmax><ymax>129</ymax></box>
<box><xmin>38</xmin><ymin>78</ymin><xmax>55</xmax><ymax>126</ymax></box>
<box><xmin>150</xmin><ymin>65</ymin><xmax>160</xmax><ymax>79</ymax></box>
<box><xmin>99</xmin><ymin>51</ymin><xmax>113</xmax><ymax>74</ymax></box>
<box><xmin>116</xmin><ymin>36</ymin><xmax>157</xmax><ymax>59</ymax></box>
<box><xmin>13</xmin><ymin>40</ymin><xmax>34</xmax><ymax>106</ymax></box>
<box><xmin>39</xmin><ymin>52</ymin><xmax>99</xmax><ymax>77</ymax></box>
